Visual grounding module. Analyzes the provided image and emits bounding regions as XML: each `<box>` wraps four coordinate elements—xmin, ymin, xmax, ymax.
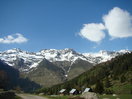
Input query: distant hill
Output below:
<box><xmin>37</xmin><ymin>52</ymin><xmax>132</xmax><ymax>94</ymax></box>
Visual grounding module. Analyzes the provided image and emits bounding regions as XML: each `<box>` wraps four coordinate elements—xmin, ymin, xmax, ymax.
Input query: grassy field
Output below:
<box><xmin>109</xmin><ymin>83</ymin><xmax>132</xmax><ymax>94</ymax></box>
<box><xmin>47</xmin><ymin>95</ymin><xmax>69</xmax><ymax>99</ymax></box>
<box><xmin>47</xmin><ymin>95</ymin><xmax>85</xmax><ymax>99</ymax></box>
<box><xmin>46</xmin><ymin>94</ymin><xmax>132</xmax><ymax>99</ymax></box>
<box><xmin>15</xmin><ymin>95</ymin><xmax>22</xmax><ymax>99</ymax></box>
<box><xmin>99</xmin><ymin>94</ymin><xmax>132</xmax><ymax>99</ymax></box>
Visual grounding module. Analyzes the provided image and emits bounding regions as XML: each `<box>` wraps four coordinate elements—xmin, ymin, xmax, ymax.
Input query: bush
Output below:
<box><xmin>0</xmin><ymin>91</ymin><xmax>16</xmax><ymax>99</ymax></box>
<box><xmin>104</xmin><ymin>89</ymin><xmax>114</xmax><ymax>94</ymax></box>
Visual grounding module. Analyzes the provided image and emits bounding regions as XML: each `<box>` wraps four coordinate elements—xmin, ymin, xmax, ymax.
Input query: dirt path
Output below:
<box><xmin>17</xmin><ymin>94</ymin><xmax>48</xmax><ymax>99</ymax></box>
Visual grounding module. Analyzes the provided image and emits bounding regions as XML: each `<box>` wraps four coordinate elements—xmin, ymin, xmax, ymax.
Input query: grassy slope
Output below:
<box><xmin>46</xmin><ymin>94</ymin><xmax>132</xmax><ymax>99</ymax></box>
<box><xmin>99</xmin><ymin>94</ymin><xmax>132</xmax><ymax>99</ymax></box>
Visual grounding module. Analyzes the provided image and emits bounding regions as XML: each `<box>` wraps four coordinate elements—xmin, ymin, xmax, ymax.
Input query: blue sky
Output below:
<box><xmin>0</xmin><ymin>0</ymin><xmax>132</xmax><ymax>53</ymax></box>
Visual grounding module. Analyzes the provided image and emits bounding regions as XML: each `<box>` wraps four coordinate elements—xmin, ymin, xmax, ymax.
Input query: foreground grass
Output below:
<box><xmin>47</xmin><ymin>95</ymin><xmax>69</xmax><ymax>99</ymax></box>
<box><xmin>99</xmin><ymin>94</ymin><xmax>132</xmax><ymax>99</ymax></box>
<box><xmin>46</xmin><ymin>94</ymin><xmax>132</xmax><ymax>99</ymax></box>
<box><xmin>110</xmin><ymin>83</ymin><xmax>132</xmax><ymax>94</ymax></box>
<box><xmin>46</xmin><ymin>95</ymin><xmax>83</xmax><ymax>99</ymax></box>
<box><xmin>15</xmin><ymin>95</ymin><xmax>22</xmax><ymax>99</ymax></box>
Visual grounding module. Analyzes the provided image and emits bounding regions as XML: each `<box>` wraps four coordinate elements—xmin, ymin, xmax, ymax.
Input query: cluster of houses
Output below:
<box><xmin>59</xmin><ymin>88</ymin><xmax>92</xmax><ymax>95</ymax></box>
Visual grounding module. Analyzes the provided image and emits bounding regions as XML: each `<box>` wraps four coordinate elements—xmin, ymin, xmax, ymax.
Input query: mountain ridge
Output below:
<box><xmin>0</xmin><ymin>48</ymin><xmax>131</xmax><ymax>72</ymax></box>
<box><xmin>0</xmin><ymin>48</ymin><xmax>131</xmax><ymax>87</ymax></box>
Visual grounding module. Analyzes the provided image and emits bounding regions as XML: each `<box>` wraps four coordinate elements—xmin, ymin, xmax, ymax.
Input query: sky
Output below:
<box><xmin>0</xmin><ymin>0</ymin><xmax>132</xmax><ymax>53</ymax></box>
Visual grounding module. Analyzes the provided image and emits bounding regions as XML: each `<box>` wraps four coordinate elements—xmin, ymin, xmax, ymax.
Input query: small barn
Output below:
<box><xmin>83</xmin><ymin>88</ymin><xmax>92</xmax><ymax>93</ymax></box>
<box><xmin>69</xmin><ymin>89</ymin><xmax>79</xmax><ymax>95</ymax></box>
<box><xmin>59</xmin><ymin>89</ymin><xmax>66</xmax><ymax>95</ymax></box>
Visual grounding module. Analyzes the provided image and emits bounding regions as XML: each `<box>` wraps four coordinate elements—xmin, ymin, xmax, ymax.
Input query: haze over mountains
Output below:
<box><xmin>0</xmin><ymin>48</ymin><xmax>131</xmax><ymax>87</ymax></box>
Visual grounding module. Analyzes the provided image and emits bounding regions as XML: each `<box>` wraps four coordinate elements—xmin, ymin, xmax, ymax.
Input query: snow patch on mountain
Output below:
<box><xmin>0</xmin><ymin>48</ymin><xmax>131</xmax><ymax>71</ymax></box>
<box><xmin>0</xmin><ymin>48</ymin><xmax>44</xmax><ymax>71</ymax></box>
<box><xmin>37</xmin><ymin>48</ymin><xmax>87</xmax><ymax>62</ymax></box>
<box><xmin>83</xmin><ymin>50</ymin><xmax>131</xmax><ymax>64</ymax></box>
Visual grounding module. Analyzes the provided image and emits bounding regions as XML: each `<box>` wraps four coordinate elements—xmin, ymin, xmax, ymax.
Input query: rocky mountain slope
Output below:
<box><xmin>26</xmin><ymin>58</ymin><xmax>92</xmax><ymax>87</ymax></box>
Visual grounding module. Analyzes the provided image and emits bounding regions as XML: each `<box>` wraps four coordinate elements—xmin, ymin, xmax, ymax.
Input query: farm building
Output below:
<box><xmin>59</xmin><ymin>89</ymin><xmax>66</xmax><ymax>95</ymax></box>
<box><xmin>83</xmin><ymin>88</ymin><xmax>92</xmax><ymax>93</ymax></box>
<box><xmin>69</xmin><ymin>89</ymin><xmax>79</xmax><ymax>95</ymax></box>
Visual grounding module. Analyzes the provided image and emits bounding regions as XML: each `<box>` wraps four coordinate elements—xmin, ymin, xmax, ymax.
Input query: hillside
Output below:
<box><xmin>24</xmin><ymin>58</ymin><xmax>92</xmax><ymax>87</ymax></box>
<box><xmin>0</xmin><ymin>60</ymin><xmax>40</xmax><ymax>92</ymax></box>
<box><xmin>25</xmin><ymin>59</ymin><xmax>65</xmax><ymax>87</ymax></box>
<box><xmin>37</xmin><ymin>52</ymin><xmax>132</xmax><ymax>94</ymax></box>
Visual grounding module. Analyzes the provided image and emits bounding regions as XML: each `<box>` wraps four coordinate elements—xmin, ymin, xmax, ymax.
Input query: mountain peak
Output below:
<box><xmin>118</xmin><ymin>49</ymin><xmax>131</xmax><ymax>53</ymax></box>
<box><xmin>5</xmin><ymin>48</ymin><xmax>22</xmax><ymax>53</ymax></box>
<box><xmin>0</xmin><ymin>48</ymin><xmax>131</xmax><ymax>71</ymax></box>
<box><xmin>38</xmin><ymin>48</ymin><xmax>85</xmax><ymax>62</ymax></box>
<box><xmin>40</xmin><ymin>48</ymin><xmax>75</xmax><ymax>53</ymax></box>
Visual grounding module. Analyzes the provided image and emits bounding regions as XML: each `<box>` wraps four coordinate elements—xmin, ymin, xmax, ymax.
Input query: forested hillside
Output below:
<box><xmin>37</xmin><ymin>52</ymin><xmax>132</xmax><ymax>94</ymax></box>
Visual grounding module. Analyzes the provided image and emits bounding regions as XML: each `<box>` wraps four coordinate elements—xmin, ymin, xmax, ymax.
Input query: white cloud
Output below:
<box><xmin>103</xmin><ymin>7</ymin><xmax>132</xmax><ymax>38</ymax></box>
<box><xmin>79</xmin><ymin>23</ymin><xmax>105</xmax><ymax>43</ymax></box>
<box><xmin>79</xmin><ymin>7</ymin><xmax>132</xmax><ymax>43</ymax></box>
<box><xmin>0</xmin><ymin>33</ymin><xmax>28</xmax><ymax>44</ymax></box>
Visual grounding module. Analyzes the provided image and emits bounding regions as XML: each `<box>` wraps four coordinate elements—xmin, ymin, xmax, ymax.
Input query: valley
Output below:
<box><xmin>1</xmin><ymin>0</ymin><xmax>132</xmax><ymax>98</ymax></box>
<box><xmin>0</xmin><ymin>48</ymin><xmax>131</xmax><ymax>99</ymax></box>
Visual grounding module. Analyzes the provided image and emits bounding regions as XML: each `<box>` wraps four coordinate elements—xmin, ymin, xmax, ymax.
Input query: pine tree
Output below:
<box><xmin>104</xmin><ymin>77</ymin><xmax>111</xmax><ymax>88</ymax></box>
<box><xmin>120</xmin><ymin>75</ymin><xmax>126</xmax><ymax>83</ymax></box>
<box><xmin>95</xmin><ymin>80</ymin><xmax>104</xmax><ymax>94</ymax></box>
<box><xmin>0</xmin><ymin>70</ymin><xmax>8</xmax><ymax>89</ymax></box>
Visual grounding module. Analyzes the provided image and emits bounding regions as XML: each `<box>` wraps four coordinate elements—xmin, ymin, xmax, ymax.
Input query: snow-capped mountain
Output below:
<box><xmin>83</xmin><ymin>50</ymin><xmax>131</xmax><ymax>64</ymax></box>
<box><xmin>0</xmin><ymin>48</ymin><xmax>88</xmax><ymax>71</ymax></box>
<box><xmin>37</xmin><ymin>48</ymin><xmax>87</xmax><ymax>62</ymax></box>
<box><xmin>0</xmin><ymin>48</ymin><xmax>131</xmax><ymax>72</ymax></box>
<box><xmin>0</xmin><ymin>48</ymin><xmax>43</xmax><ymax>71</ymax></box>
